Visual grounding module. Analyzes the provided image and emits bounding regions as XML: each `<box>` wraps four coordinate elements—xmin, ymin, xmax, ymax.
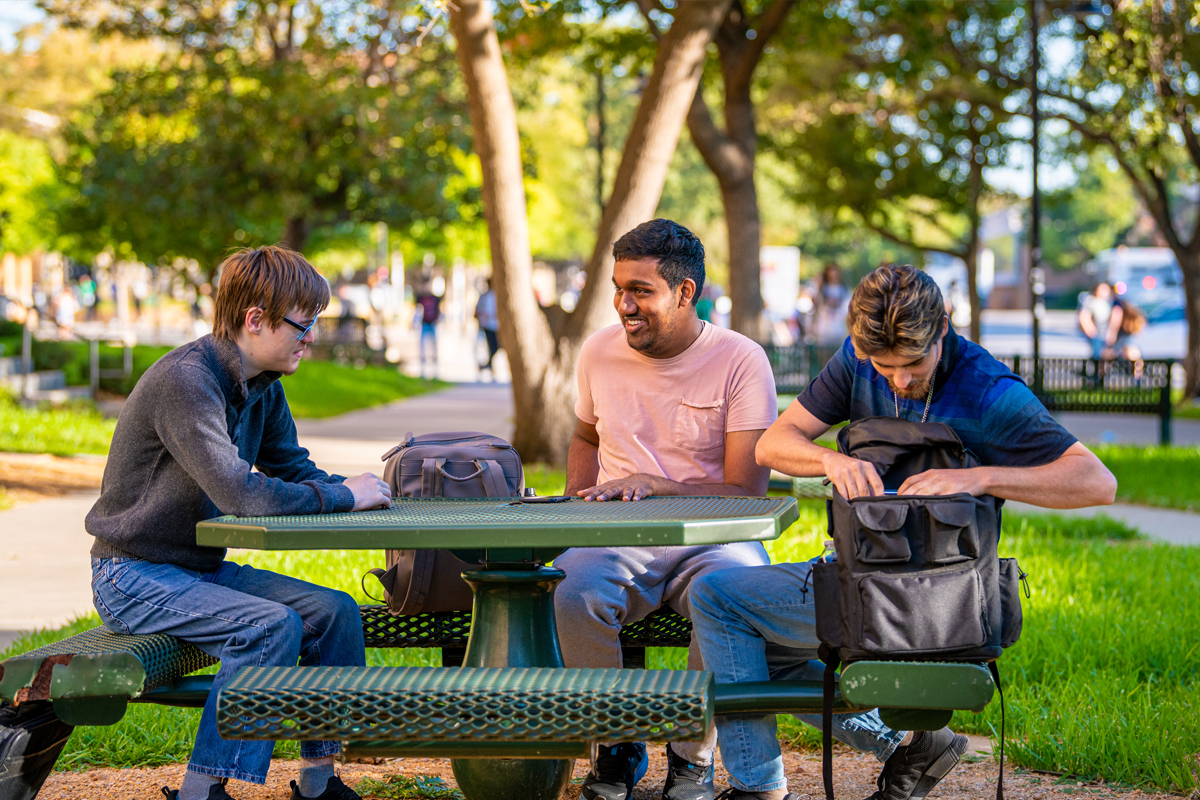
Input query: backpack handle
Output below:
<box><xmin>421</xmin><ymin>458</ymin><xmax>511</xmax><ymax>497</ymax></box>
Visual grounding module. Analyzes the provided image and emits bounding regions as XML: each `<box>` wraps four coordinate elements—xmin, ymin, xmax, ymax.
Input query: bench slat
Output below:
<box><xmin>217</xmin><ymin>666</ymin><xmax>713</xmax><ymax>744</ymax></box>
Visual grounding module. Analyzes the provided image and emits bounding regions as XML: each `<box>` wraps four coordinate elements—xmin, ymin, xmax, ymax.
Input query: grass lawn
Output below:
<box><xmin>0</xmin><ymin>395</ymin><xmax>117</xmax><ymax>456</ymax></box>
<box><xmin>279</xmin><ymin>360</ymin><xmax>446</xmax><ymax>418</ymax></box>
<box><xmin>1091</xmin><ymin>444</ymin><xmax>1200</xmax><ymax>510</ymax></box>
<box><xmin>3</xmin><ymin>478</ymin><xmax>1196</xmax><ymax>792</ymax></box>
<box><xmin>0</xmin><ymin>353</ymin><xmax>445</xmax><ymax>457</ymax></box>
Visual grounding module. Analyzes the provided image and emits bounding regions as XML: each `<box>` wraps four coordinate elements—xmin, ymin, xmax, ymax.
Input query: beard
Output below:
<box><xmin>889</xmin><ymin>376</ymin><xmax>932</xmax><ymax>399</ymax></box>
<box><xmin>623</xmin><ymin>312</ymin><xmax>679</xmax><ymax>355</ymax></box>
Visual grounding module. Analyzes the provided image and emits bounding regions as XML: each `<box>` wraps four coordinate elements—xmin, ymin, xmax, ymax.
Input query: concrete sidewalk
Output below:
<box><xmin>0</xmin><ymin>493</ymin><xmax>99</xmax><ymax>652</ymax></box>
<box><xmin>1005</xmin><ymin>500</ymin><xmax>1200</xmax><ymax>546</ymax></box>
<box><xmin>295</xmin><ymin>382</ymin><xmax>514</xmax><ymax>476</ymax></box>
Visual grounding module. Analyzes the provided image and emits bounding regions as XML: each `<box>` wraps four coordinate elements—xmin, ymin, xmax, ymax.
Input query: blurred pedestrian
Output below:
<box><xmin>414</xmin><ymin>284</ymin><xmax>441</xmax><ymax>378</ymax></box>
<box><xmin>815</xmin><ymin>263</ymin><xmax>849</xmax><ymax>345</ymax></box>
<box><xmin>1078</xmin><ymin>282</ymin><xmax>1122</xmax><ymax>361</ymax></box>
<box><xmin>54</xmin><ymin>290</ymin><xmax>77</xmax><ymax>336</ymax></box>
<box><xmin>474</xmin><ymin>277</ymin><xmax>501</xmax><ymax>380</ymax></box>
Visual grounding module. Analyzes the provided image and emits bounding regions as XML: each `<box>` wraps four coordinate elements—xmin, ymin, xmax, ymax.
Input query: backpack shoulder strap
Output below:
<box><xmin>479</xmin><ymin>459</ymin><xmax>510</xmax><ymax>498</ymax></box>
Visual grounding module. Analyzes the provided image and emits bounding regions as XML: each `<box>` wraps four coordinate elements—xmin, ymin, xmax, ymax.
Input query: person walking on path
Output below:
<box><xmin>555</xmin><ymin>219</ymin><xmax>778</xmax><ymax>800</ymax></box>
<box><xmin>689</xmin><ymin>264</ymin><xmax>1116</xmax><ymax>800</ymax></box>
<box><xmin>474</xmin><ymin>277</ymin><xmax>501</xmax><ymax>379</ymax></box>
<box><xmin>415</xmin><ymin>284</ymin><xmax>441</xmax><ymax>378</ymax></box>
<box><xmin>85</xmin><ymin>246</ymin><xmax>391</xmax><ymax>800</ymax></box>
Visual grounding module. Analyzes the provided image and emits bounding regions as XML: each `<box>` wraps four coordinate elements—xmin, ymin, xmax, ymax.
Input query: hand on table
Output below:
<box><xmin>821</xmin><ymin>452</ymin><xmax>884</xmax><ymax>499</ymax></box>
<box><xmin>577</xmin><ymin>473</ymin><xmax>663</xmax><ymax>501</ymax></box>
<box><xmin>897</xmin><ymin>468</ymin><xmax>987</xmax><ymax>497</ymax></box>
<box><xmin>344</xmin><ymin>473</ymin><xmax>392</xmax><ymax>510</ymax></box>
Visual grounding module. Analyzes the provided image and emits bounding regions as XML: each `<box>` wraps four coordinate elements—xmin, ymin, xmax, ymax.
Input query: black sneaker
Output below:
<box><xmin>662</xmin><ymin>745</ymin><xmax>714</xmax><ymax>800</ymax></box>
<box><xmin>868</xmin><ymin>727</ymin><xmax>969</xmax><ymax>800</ymax></box>
<box><xmin>161</xmin><ymin>778</ymin><xmax>235</xmax><ymax>800</ymax></box>
<box><xmin>289</xmin><ymin>774</ymin><xmax>362</xmax><ymax>800</ymax></box>
<box><xmin>581</xmin><ymin>742</ymin><xmax>649</xmax><ymax>800</ymax></box>
<box><xmin>714</xmin><ymin>789</ymin><xmax>800</xmax><ymax>799</ymax></box>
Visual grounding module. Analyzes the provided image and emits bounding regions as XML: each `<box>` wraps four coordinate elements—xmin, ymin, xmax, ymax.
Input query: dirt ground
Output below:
<box><xmin>0</xmin><ymin>451</ymin><xmax>106</xmax><ymax>508</ymax></box>
<box><xmin>35</xmin><ymin>742</ymin><xmax>1188</xmax><ymax>800</ymax></box>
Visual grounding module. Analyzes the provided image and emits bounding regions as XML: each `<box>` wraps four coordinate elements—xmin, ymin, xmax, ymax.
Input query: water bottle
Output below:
<box><xmin>818</xmin><ymin>539</ymin><xmax>837</xmax><ymax>563</ymax></box>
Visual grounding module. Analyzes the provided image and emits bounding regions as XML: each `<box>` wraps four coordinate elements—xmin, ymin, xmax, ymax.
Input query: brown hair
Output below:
<box><xmin>848</xmin><ymin>264</ymin><xmax>945</xmax><ymax>359</ymax></box>
<box><xmin>212</xmin><ymin>246</ymin><xmax>330</xmax><ymax>340</ymax></box>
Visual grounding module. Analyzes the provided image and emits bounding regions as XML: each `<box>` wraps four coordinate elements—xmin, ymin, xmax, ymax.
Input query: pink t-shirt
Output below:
<box><xmin>575</xmin><ymin>323</ymin><xmax>778</xmax><ymax>485</ymax></box>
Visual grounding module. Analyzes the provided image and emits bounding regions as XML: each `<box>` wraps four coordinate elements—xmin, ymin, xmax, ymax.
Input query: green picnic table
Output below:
<box><xmin>196</xmin><ymin>495</ymin><xmax>800</xmax><ymax>800</ymax></box>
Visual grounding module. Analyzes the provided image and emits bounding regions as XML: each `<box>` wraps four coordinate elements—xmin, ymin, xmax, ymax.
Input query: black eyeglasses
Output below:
<box><xmin>282</xmin><ymin>316</ymin><xmax>318</xmax><ymax>341</ymax></box>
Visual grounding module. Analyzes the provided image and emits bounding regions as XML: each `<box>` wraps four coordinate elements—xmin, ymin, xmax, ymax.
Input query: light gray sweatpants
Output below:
<box><xmin>553</xmin><ymin>542</ymin><xmax>771</xmax><ymax>767</ymax></box>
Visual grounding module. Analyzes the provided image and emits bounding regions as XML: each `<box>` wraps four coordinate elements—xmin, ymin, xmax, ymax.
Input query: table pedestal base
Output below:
<box><xmin>451</xmin><ymin>567</ymin><xmax>574</xmax><ymax>800</ymax></box>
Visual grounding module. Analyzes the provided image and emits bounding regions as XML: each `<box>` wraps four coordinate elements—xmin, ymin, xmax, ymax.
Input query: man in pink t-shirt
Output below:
<box><xmin>555</xmin><ymin>219</ymin><xmax>778</xmax><ymax>800</ymax></box>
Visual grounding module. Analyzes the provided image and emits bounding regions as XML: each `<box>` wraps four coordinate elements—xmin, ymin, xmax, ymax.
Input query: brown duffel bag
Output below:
<box><xmin>366</xmin><ymin>431</ymin><xmax>524</xmax><ymax>614</ymax></box>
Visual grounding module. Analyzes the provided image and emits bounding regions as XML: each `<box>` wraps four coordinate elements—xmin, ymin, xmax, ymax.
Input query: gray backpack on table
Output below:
<box><xmin>367</xmin><ymin>431</ymin><xmax>524</xmax><ymax>614</ymax></box>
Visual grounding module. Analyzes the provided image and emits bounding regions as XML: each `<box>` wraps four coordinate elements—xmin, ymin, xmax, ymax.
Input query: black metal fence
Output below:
<box><xmin>1000</xmin><ymin>355</ymin><xmax>1174</xmax><ymax>445</ymax></box>
<box><xmin>765</xmin><ymin>342</ymin><xmax>1176</xmax><ymax>445</ymax></box>
<box><xmin>763</xmin><ymin>343</ymin><xmax>841</xmax><ymax>395</ymax></box>
<box><xmin>310</xmin><ymin>317</ymin><xmax>385</xmax><ymax>365</ymax></box>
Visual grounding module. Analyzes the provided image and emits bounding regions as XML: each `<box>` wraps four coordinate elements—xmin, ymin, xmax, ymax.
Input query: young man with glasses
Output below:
<box><xmin>86</xmin><ymin>246</ymin><xmax>391</xmax><ymax>800</ymax></box>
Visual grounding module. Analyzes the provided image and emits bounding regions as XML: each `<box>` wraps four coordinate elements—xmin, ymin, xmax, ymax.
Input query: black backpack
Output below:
<box><xmin>811</xmin><ymin>417</ymin><xmax>1026</xmax><ymax>799</ymax></box>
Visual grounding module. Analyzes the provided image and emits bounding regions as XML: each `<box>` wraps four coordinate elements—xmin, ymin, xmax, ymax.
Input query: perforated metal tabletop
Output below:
<box><xmin>196</xmin><ymin>496</ymin><xmax>799</xmax><ymax>550</ymax></box>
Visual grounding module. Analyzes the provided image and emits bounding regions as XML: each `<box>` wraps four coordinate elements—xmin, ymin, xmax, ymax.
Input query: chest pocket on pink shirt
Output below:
<box><xmin>675</xmin><ymin>397</ymin><xmax>726</xmax><ymax>452</ymax></box>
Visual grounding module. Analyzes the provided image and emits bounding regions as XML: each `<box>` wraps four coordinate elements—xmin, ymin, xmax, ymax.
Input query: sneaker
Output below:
<box><xmin>662</xmin><ymin>745</ymin><xmax>714</xmax><ymax>800</ymax></box>
<box><xmin>581</xmin><ymin>742</ymin><xmax>649</xmax><ymax>800</ymax></box>
<box><xmin>161</xmin><ymin>778</ymin><xmax>235</xmax><ymax>800</ymax></box>
<box><xmin>714</xmin><ymin>789</ymin><xmax>799</xmax><ymax>799</ymax></box>
<box><xmin>868</xmin><ymin>727</ymin><xmax>969</xmax><ymax>800</ymax></box>
<box><xmin>289</xmin><ymin>775</ymin><xmax>362</xmax><ymax>799</ymax></box>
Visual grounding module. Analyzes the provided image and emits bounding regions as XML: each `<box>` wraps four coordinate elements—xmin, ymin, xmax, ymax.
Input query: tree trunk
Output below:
<box><xmin>1172</xmin><ymin>249</ymin><xmax>1200</xmax><ymax>397</ymax></box>
<box><xmin>448</xmin><ymin>0</ymin><xmax>556</xmax><ymax>458</ymax></box>
<box><xmin>966</xmin><ymin>145</ymin><xmax>983</xmax><ymax>344</ymax></box>
<box><xmin>722</xmin><ymin>176</ymin><xmax>765</xmax><ymax>339</ymax></box>
<box><xmin>567</xmin><ymin>0</ymin><xmax>734</xmax><ymax>343</ymax></box>
<box><xmin>683</xmin><ymin>1</ymin><xmax>797</xmax><ymax>343</ymax></box>
<box><xmin>283</xmin><ymin>216</ymin><xmax>309</xmax><ymax>252</ymax></box>
<box><xmin>451</xmin><ymin>0</ymin><xmax>731</xmax><ymax>464</ymax></box>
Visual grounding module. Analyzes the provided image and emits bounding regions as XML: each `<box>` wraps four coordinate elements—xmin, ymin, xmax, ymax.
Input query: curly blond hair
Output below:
<box><xmin>848</xmin><ymin>265</ymin><xmax>945</xmax><ymax>360</ymax></box>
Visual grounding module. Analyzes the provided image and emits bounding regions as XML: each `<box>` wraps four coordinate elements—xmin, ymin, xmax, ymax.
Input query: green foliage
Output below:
<box><xmin>49</xmin><ymin>1</ymin><xmax>473</xmax><ymax>272</ymax></box>
<box><xmin>279</xmin><ymin>362</ymin><xmax>446</xmax><ymax>419</ymax></box>
<box><xmin>354</xmin><ymin>774</ymin><xmax>464</xmax><ymax>800</ymax></box>
<box><xmin>1040</xmin><ymin>154</ymin><xmax>1142</xmax><ymax>272</ymax></box>
<box><xmin>0</xmin><ymin>391</ymin><xmax>116</xmax><ymax>456</ymax></box>
<box><xmin>766</xmin><ymin>1</ymin><xmax>1023</xmax><ymax>268</ymax></box>
<box><xmin>1093</xmin><ymin>445</ymin><xmax>1200</xmax><ymax>511</ymax></box>
<box><xmin>0</xmin><ymin>130</ymin><xmax>65</xmax><ymax>254</ymax></box>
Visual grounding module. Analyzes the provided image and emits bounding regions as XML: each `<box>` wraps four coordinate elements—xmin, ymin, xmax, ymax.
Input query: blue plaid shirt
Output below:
<box><xmin>797</xmin><ymin>331</ymin><xmax>1077</xmax><ymax>467</ymax></box>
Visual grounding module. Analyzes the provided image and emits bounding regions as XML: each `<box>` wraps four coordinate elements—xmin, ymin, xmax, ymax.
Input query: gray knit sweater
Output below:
<box><xmin>87</xmin><ymin>335</ymin><xmax>354</xmax><ymax>572</ymax></box>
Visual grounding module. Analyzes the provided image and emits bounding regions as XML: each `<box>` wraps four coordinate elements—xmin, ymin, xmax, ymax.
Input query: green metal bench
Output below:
<box><xmin>217</xmin><ymin>666</ymin><xmax>715</xmax><ymax>760</ymax></box>
<box><xmin>0</xmin><ymin>605</ymin><xmax>695</xmax><ymax>725</ymax></box>
<box><xmin>210</xmin><ymin>662</ymin><xmax>992</xmax><ymax>760</ymax></box>
<box><xmin>0</xmin><ymin>603</ymin><xmax>995</xmax><ymax>734</ymax></box>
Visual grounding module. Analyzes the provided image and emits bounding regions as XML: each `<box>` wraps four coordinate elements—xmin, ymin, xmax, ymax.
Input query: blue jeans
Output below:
<box><xmin>90</xmin><ymin>558</ymin><xmax>366</xmax><ymax>784</ymax></box>
<box><xmin>690</xmin><ymin>561</ymin><xmax>905</xmax><ymax>794</ymax></box>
